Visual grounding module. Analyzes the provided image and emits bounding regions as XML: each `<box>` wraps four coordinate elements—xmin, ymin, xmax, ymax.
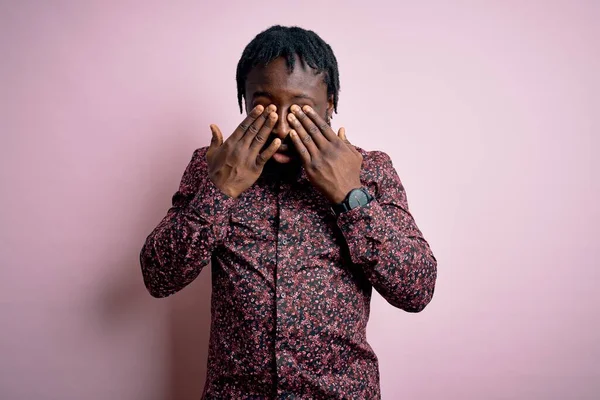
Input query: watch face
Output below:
<box><xmin>348</xmin><ymin>189</ymin><xmax>368</xmax><ymax>208</ymax></box>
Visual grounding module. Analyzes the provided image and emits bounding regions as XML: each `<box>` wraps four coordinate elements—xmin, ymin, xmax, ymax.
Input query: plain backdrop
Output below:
<box><xmin>1</xmin><ymin>1</ymin><xmax>598</xmax><ymax>399</ymax></box>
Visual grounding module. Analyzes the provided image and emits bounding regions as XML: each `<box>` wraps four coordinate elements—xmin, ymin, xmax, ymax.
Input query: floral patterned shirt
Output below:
<box><xmin>140</xmin><ymin>146</ymin><xmax>437</xmax><ymax>399</ymax></box>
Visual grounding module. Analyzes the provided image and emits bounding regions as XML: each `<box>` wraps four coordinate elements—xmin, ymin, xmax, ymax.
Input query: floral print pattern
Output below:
<box><xmin>140</xmin><ymin>146</ymin><xmax>437</xmax><ymax>399</ymax></box>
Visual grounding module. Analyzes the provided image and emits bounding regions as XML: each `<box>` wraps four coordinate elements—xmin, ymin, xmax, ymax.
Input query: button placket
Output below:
<box><xmin>275</xmin><ymin>181</ymin><xmax>293</xmax><ymax>392</ymax></box>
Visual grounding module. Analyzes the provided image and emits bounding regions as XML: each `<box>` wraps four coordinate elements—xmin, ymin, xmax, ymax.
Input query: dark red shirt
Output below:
<box><xmin>141</xmin><ymin>146</ymin><xmax>437</xmax><ymax>399</ymax></box>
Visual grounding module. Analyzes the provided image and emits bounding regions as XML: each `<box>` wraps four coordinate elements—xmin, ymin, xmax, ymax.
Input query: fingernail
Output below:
<box><xmin>255</xmin><ymin>105</ymin><xmax>264</xmax><ymax>113</ymax></box>
<box><xmin>303</xmin><ymin>105</ymin><xmax>312</xmax><ymax>113</ymax></box>
<box><xmin>290</xmin><ymin>130</ymin><xmax>296</xmax><ymax>137</ymax></box>
<box><xmin>291</xmin><ymin>105</ymin><xmax>300</xmax><ymax>113</ymax></box>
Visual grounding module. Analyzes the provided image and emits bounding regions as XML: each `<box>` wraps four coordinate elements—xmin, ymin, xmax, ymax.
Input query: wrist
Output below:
<box><xmin>209</xmin><ymin>175</ymin><xmax>240</xmax><ymax>199</ymax></box>
<box><xmin>330</xmin><ymin>183</ymin><xmax>362</xmax><ymax>204</ymax></box>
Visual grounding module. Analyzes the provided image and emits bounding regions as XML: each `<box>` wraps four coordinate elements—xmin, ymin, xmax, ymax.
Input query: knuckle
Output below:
<box><xmin>318</xmin><ymin>123</ymin><xmax>328</xmax><ymax>131</ymax></box>
<box><xmin>302</xmin><ymin>134</ymin><xmax>312</xmax><ymax>144</ymax></box>
<box><xmin>253</xmin><ymin>134</ymin><xmax>265</xmax><ymax>144</ymax></box>
<box><xmin>248</xmin><ymin>124</ymin><xmax>259</xmax><ymax>134</ymax></box>
<box><xmin>308</xmin><ymin>125</ymin><xmax>319</xmax><ymax>135</ymax></box>
<box><xmin>239</xmin><ymin>123</ymin><xmax>249</xmax><ymax>131</ymax></box>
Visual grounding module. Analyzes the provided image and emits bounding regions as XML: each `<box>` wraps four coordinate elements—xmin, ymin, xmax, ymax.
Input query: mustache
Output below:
<box><xmin>264</xmin><ymin>137</ymin><xmax>293</xmax><ymax>152</ymax></box>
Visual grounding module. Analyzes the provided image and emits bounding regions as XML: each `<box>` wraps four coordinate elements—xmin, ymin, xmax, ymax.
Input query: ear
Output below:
<box><xmin>242</xmin><ymin>95</ymin><xmax>249</xmax><ymax>115</ymax></box>
<box><xmin>326</xmin><ymin>94</ymin><xmax>334</xmax><ymax>120</ymax></box>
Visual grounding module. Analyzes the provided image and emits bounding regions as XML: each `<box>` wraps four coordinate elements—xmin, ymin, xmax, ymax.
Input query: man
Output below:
<box><xmin>141</xmin><ymin>25</ymin><xmax>437</xmax><ymax>399</ymax></box>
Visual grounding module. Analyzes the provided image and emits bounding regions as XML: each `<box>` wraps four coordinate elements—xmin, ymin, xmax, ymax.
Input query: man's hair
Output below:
<box><xmin>236</xmin><ymin>25</ymin><xmax>340</xmax><ymax>114</ymax></box>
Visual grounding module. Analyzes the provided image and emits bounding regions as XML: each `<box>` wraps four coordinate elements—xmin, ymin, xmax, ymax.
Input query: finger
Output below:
<box><xmin>301</xmin><ymin>105</ymin><xmax>337</xmax><ymax>141</ymax></box>
<box><xmin>338</xmin><ymin>126</ymin><xmax>350</xmax><ymax>144</ymax></box>
<box><xmin>209</xmin><ymin>124</ymin><xmax>223</xmax><ymax>148</ymax></box>
<box><xmin>256</xmin><ymin>138</ymin><xmax>281</xmax><ymax>167</ymax></box>
<box><xmin>289</xmin><ymin>105</ymin><xmax>327</xmax><ymax>148</ymax></box>
<box><xmin>250</xmin><ymin>111</ymin><xmax>278</xmax><ymax>152</ymax></box>
<box><xmin>231</xmin><ymin>105</ymin><xmax>264</xmax><ymax>141</ymax></box>
<box><xmin>288</xmin><ymin>111</ymin><xmax>319</xmax><ymax>156</ymax></box>
<box><xmin>289</xmin><ymin>129</ymin><xmax>311</xmax><ymax>164</ymax></box>
<box><xmin>241</xmin><ymin>104</ymin><xmax>276</xmax><ymax>146</ymax></box>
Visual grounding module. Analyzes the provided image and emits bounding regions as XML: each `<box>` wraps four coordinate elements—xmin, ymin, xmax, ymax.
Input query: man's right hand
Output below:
<box><xmin>206</xmin><ymin>105</ymin><xmax>280</xmax><ymax>198</ymax></box>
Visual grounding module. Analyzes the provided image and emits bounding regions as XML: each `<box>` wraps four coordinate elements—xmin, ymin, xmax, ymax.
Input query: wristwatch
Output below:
<box><xmin>330</xmin><ymin>187</ymin><xmax>374</xmax><ymax>216</ymax></box>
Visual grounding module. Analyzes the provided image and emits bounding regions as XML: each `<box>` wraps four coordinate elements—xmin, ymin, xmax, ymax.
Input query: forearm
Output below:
<box><xmin>141</xmin><ymin>165</ymin><xmax>236</xmax><ymax>298</ymax></box>
<box><xmin>141</xmin><ymin>208</ymin><xmax>218</xmax><ymax>297</ymax></box>
<box><xmin>337</xmin><ymin>200</ymin><xmax>437</xmax><ymax>312</ymax></box>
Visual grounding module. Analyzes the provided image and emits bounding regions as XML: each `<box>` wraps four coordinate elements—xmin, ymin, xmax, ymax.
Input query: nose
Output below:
<box><xmin>271</xmin><ymin>108</ymin><xmax>291</xmax><ymax>140</ymax></box>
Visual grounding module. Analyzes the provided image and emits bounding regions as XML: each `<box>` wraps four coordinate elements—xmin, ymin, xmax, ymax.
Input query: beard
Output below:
<box><xmin>261</xmin><ymin>152</ymin><xmax>302</xmax><ymax>182</ymax></box>
<box><xmin>259</xmin><ymin>137</ymin><xmax>302</xmax><ymax>182</ymax></box>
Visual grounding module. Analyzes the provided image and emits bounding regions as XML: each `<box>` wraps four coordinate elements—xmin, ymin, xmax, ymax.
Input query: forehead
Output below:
<box><xmin>245</xmin><ymin>56</ymin><xmax>327</xmax><ymax>99</ymax></box>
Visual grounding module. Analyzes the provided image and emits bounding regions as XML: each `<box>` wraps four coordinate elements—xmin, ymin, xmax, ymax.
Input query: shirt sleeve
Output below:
<box><xmin>336</xmin><ymin>151</ymin><xmax>437</xmax><ymax>312</ymax></box>
<box><xmin>140</xmin><ymin>147</ymin><xmax>237</xmax><ymax>297</ymax></box>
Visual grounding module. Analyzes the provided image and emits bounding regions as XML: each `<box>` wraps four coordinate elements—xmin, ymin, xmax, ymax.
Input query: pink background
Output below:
<box><xmin>1</xmin><ymin>1</ymin><xmax>598</xmax><ymax>399</ymax></box>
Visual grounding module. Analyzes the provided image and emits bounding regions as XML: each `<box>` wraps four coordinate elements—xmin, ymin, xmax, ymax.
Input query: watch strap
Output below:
<box><xmin>330</xmin><ymin>200</ymin><xmax>351</xmax><ymax>216</ymax></box>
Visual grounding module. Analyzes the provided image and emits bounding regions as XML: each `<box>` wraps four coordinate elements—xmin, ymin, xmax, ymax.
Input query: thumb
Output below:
<box><xmin>338</xmin><ymin>127</ymin><xmax>351</xmax><ymax>144</ymax></box>
<box><xmin>209</xmin><ymin>124</ymin><xmax>223</xmax><ymax>148</ymax></box>
<box><xmin>338</xmin><ymin>127</ymin><xmax>360</xmax><ymax>155</ymax></box>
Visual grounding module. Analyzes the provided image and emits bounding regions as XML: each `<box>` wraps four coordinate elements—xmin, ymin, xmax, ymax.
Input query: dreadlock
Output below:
<box><xmin>236</xmin><ymin>25</ymin><xmax>340</xmax><ymax>114</ymax></box>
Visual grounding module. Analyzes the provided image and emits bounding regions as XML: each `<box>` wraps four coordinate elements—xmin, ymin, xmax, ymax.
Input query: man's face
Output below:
<box><xmin>245</xmin><ymin>55</ymin><xmax>333</xmax><ymax>164</ymax></box>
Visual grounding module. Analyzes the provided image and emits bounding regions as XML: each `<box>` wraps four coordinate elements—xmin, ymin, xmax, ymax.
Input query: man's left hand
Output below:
<box><xmin>288</xmin><ymin>105</ymin><xmax>363</xmax><ymax>204</ymax></box>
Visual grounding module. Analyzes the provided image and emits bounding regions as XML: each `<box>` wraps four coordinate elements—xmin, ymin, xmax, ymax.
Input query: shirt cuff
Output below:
<box><xmin>336</xmin><ymin>200</ymin><xmax>388</xmax><ymax>264</ymax></box>
<box><xmin>189</xmin><ymin>175</ymin><xmax>237</xmax><ymax>237</ymax></box>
